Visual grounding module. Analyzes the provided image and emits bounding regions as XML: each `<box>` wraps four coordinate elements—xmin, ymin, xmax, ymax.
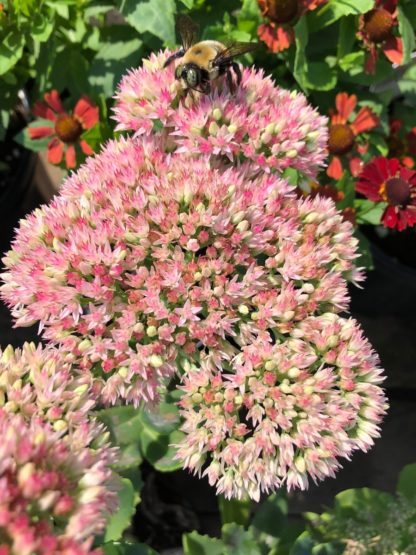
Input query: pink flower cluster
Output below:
<box><xmin>113</xmin><ymin>50</ymin><xmax>328</xmax><ymax>179</ymax></box>
<box><xmin>2</xmin><ymin>138</ymin><xmax>361</xmax><ymax>408</ymax></box>
<box><xmin>0</xmin><ymin>342</ymin><xmax>95</xmax><ymax>436</ymax></box>
<box><xmin>176</xmin><ymin>313</ymin><xmax>387</xmax><ymax>501</ymax></box>
<box><xmin>0</xmin><ymin>408</ymin><xmax>117</xmax><ymax>554</ymax></box>
<box><xmin>0</xmin><ymin>50</ymin><xmax>387</xmax><ymax>502</ymax></box>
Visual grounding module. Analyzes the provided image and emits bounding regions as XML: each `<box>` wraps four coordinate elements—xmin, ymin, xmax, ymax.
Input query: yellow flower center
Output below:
<box><xmin>261</xmin><ymin>0</ymin><xmax>299</xmax><ymax>24</ymax></box>
<box><xmin>54</xmin><ymin>115</ymin><xmax>83</xmax><ymax>143</ymax></box>
<box><xmin>363</xmin><ymin>8</ymin><xmax>394</xmax><ymax>43</ymax></box>
<box><xmin>380</xmin><ymin>177</ymin><xmax>411</xmax><ymax>206</ymax></box>
<box><xmin>328</xmin><ymin>124</ymin><xmax>355</xmax><ymax>155</ymax></box>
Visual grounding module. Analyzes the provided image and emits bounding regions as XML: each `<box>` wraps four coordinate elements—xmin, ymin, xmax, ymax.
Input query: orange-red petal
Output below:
<box><xmin>80</xmin><ymin>139</ymin><xmax>94</xmax><ymax>156</ymax></box>
<box><xmin>327</xmin><ymin>156</ymin><xmax>343</xmax><ymax>179</ymax></box>
<box><xmin>27</xmin><ymin>126</ymin><xmax>55</xmax><ymax>139</ymax></box>
<box><xmin>351</xmin><ymin>107</ymin><xmax>379</xmax><ymax>135</ymax></box>
<box><xmin>32</xmin><ymin>100</ymin><xmax>57</xmax><ymax>121</ymax></box>
<box><xmin>44</xmin><ymin>90</ymin><xmax>65</xmax><ymax>115</ymax></box>
<box><xmin>349</xmin><ymin>157</ymin><xmax>364</xmax><ymax>177</ymax></box>
<box><xmin>65</xmin><ymin>144</ymin><xmax>76</xmax><ymax>169</ymax></box>
<box><xmin>364</xmin><ymin>46</ymin><xmax>378</xmax><ymax>74</ymax></box>
<box><xmin>74</xmin><ymin>97</ymin><xmax>99</xmax><ymax>129</ymax></box>
<box><xmin>258</xmin><ymin>23</ymin><xmax>294</xmax><ymax>53</ymax></box>
<box><xmin>382</xmin><ymin>0</ymin><xmax>398</xmax><ymax>15</ymax></box>
<box><xmin>47</xmin><ymin>137</ymin><xmax>64</xmax><ymax>165</ymax></box>
<box><xmin>335</xmin><ymin>93</ymin><xmax>357</xmax><ymax>122</ymax></box>
<box><xmin>383</xmin><ymin>35</ymin><xmax>403</xmax><ymax>64</ymax></box>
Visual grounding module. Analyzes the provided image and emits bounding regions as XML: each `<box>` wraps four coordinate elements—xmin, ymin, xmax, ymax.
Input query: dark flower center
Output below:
<box><xmin>384</xmin><ymin>177</ymin><xmax>411</xmax><ymax>206</ymax></box>
<box><xmin>261</xmin><ymin>0</ymin><xmax>299</xmax><ymax>24</ymax></box>
<box><xmin>328</xmin><ymin>124</ymin><xmax>355</xmax><ymax>155</ymax></box>
<box><xmin>363</xmin><ymin>8</ymin><xmax>394</xmax><ymax>43</ymax></box>
<box><xmin>55</xmin><ymin>115</ymin><xmax>83</xmax><ymax>143</ymax></box>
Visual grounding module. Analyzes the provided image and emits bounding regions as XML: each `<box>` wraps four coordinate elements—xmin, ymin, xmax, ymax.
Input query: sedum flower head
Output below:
<box><xmin>0</xmin><ymin>342</ymin><xmax>95</xmax><ymax>435</ymax></box>
<box><xmin>113</xmin><ymin>50</ymin><xmax>328</xmax><ymax>179</ymax></box>
<box><xmin>2</xmin><ymin>138</ymin><xmax>360</xmax><ymax>407</ymax></box>
<box><xmin>0</xmin><ymin>409</ymin><xmax>117</xmax><ymax>555</ymax></box>
<box><xmin>176</xmin><ymin>313</ymin><xmax>387</xmax><ymax>501</ymax></box>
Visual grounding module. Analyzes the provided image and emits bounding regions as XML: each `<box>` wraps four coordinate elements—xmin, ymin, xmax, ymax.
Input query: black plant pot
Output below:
<box><xmin>349</xmin><ymin>235</ymin><xmax>416</xmax><ymax>391</ymax></box>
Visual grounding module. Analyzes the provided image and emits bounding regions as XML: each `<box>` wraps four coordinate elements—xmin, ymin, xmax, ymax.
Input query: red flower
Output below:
<box><xmin>358</xmin><ymin>0</ymin><xmax>403</xmax><ymax>74</ymax></box>
<box><xmin>28</xmin><ymin>90</ymin><xmax>99</xmax><ymax>169</ymax></box>
<box><xmin>356</xmin><ymin>157</ymin><xmax>416</xmax><ymax>231</ymax></box>
<box><xmin>257</xmin><ymin>0</ymin><xmax>327</xmax><ymax>53</ymax></box>
<box><xmin>327</xmin><ymin>93</ymin><xmax>379</xmax><ymax>180</ymax></box>
<box><xmin>387</xmin><ymin>118</ymin><xmax>416</xmax><ymax>169</ymax></box>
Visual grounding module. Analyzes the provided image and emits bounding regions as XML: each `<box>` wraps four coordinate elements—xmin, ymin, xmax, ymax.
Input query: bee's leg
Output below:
<box><xmin>226</xmin><ymin>67</ymin><xmax>235</xmax><ymax>93</ymax></box>
<box><xmin>231</xmin><ymin>62</ymin><xmax>242</xmax><ymax>86</ymax></box>
<box><xmin>163</xmin><ymin>48</ymin><xmax>185</xmax><ymax>68</ymax></box>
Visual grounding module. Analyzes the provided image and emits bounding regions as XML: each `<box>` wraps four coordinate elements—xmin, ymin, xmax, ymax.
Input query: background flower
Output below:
<box><xmin>28</xmin><ymin>90</ymin><xmax>98</xmax><ymax>169</ymax></box>
<box><xmin>356</xmin><ymin>157</ymin><xmax>416</xmax><ymax>231</ymax></box>
<box><xmin>358</xmin><ymin>0</ymin><xmax>403</xmax><ymax>74</ymax></box>
<box><xmin>176</xmin><ymin>313</ymin><xmax>387</xmax><ymax>501</ymax></box>
<box><xmin>0</xmin><ymin>409</ymin><xmax>117</xmax><ymax>554</ymax></box>
<box><xmin>114</xmin><ymin>49</ymin><xmax>328</xmax><ymax>180</ymax></box>
<box><xmin>257</xmin><ymin>0</ymin><xmax>327</xmax><ymax>53</ymax></box>
<box><xmin>327</xmin><ymin>92</ymin><xmax>379</xmax><ymax>180</ymax></box>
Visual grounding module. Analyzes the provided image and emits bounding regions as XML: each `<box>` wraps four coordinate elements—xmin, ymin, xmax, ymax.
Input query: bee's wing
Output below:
<box><xmin>176</xmin><ymin>14</ymin><xmax>200</xmax><ymax>50</ymax></box>
<box><xmin>212</xmin><ymin>42</ymin><xmax>258</xmax><ymax>66</ymax></box>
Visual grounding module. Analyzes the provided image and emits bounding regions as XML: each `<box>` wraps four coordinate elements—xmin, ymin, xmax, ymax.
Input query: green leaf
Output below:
<box><xmin>293</xmin><ymin>16</ymin><xmax>309</xmax><ymax>91</ymax></box>
<box><xmin>118</xmin><ymin>0</ymin><xmax>176</xmax><ymax>45</ymax></box>
<box><xmin>104</xmin><ymin>477</ymin><xmax>138</xmax><ymax>542</ymax></box>
<box><xmin>183</xmin><ymin>531</ymin><xmax>225</xmax><ymax>555</ymax></box>
<box><xmin>0</xmin><ymin>29</ymin><xmax>25</xmax><ymax>75</ymax></box>
<box><xmin>140</xmin><ymin>401</ymin><xmax>180</xmax><ymax>435</ymax></box>
<box><xmin>179</xmin><ymin>0</ymin><xmax>194</xmax><ymax>7</ymax></box>
<box><xmin>152</xmin><ymin>430</ymin><xmax>184</xmax><ymax>472</ymax></box>
<box><xmin>81</xmin><ymin>123</ymin><xmax>110</xmax><ymax>153</ymax></box>
<box><xmin>103</xmin><ymin>542</ymin><xmax>159</xmax><ymax>555</ymax></box>
<box><xmin>355</xmin><ymin>199</ymin><xmax>386</xmax><ymax>225</ymax></box>
<box><xmin>14</xmin><ymin>119</ymin><xmax>54</xmax><ymax>153</ymax></box>
<box><xmin>333</xmin><ymin>488</ymin><xmax>394</xmax><ymax>523</ymax></box>
<box><xmin>218</xmin><ymin>496</ymin><xmax>251</xmax><ymax>527</ymax></box>
<box><xmin>312</xmin><ymin>543</ymin><xmax>345</xmax><ymax>555</ymax></box>
<box><xmin>115</xmin><ymin>443</ymin><xmax>143</xmax><ymax>470</ymax></box>
<box><xmin>290</xmin><ymin>531</ymin><xmax>316</xmax><ymax>555</ymax></box>
<box><xmin>398</xmin><ymin>6</ymin><xmax>415</xmax><ymax>65</ymax></box>
<box><xmin>96</xmin><ymin>406</ymin><xmax>143</xmax><ymax>445</ymax></box>
<box><xmin>222</xmin><ymin>523</ymin><xmax>261</xmax><ymax>555</ymax></box>
<box><xmin>31</xmin><ymin>13</ymin><xmax>54</xmax><ymax>42</ymax></box>
<box><xmin>337</xmin><ymin>15</ymin><xmax>357</xmax><ymax>58</ymax></box>
<box><xmin>49</xmin><ymin>48</ymin><xmax>89</xmax><ymax>97</ymax></box>
<box><xmin>89</xmin><ymin>27</ymin><xmax>143</xmax><ymax>96</ymax></box>
<box><xmin>45</xmin><ymin>0</ymin><xmax>70</xmax><ymax>18</ymax></box>
<box><xmin>370</xmin><ymin>134</ymin><xmax>389</xmax><ymax>156</ymax></box>
<box><xmin>304</xmin><ymin>62</ymin><xmax>337</xmax><ymax>91</ymax></box>
<box><xmin>307</xmin><ymin>0</ymin><xmax>375</xmax><ymax>32</ymax></box>
<box><xmin>397</xmin><ymin>463</ymin><xmax>416</xmax><ymax>500</ymax></box>
<box><xmin>252</xmin><ymin>492</ymin><xmax>287</xmax><ymax>537</ymax></box>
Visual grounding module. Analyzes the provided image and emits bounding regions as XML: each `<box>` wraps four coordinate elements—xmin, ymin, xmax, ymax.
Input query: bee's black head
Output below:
<box><xmin>175</xmin><ymin>63</ymin><xmax>209</xmax><ymax>90</ymax></box>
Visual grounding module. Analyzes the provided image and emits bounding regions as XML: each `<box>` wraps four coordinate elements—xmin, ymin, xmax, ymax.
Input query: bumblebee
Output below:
<box><xmin>164</xmin><ymin>15</ymin><xmax>257</xmax><ymax>94</ymax></box>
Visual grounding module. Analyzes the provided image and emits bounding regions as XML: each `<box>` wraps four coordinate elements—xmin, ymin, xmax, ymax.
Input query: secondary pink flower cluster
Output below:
<box><xmin>0</xmin><ymin>343</ymin><xmax>118</xmax><ymax>553</ymax></box>
<box><xmin>0</xmin><ymin>342</ymin><xmax>95</xmax><ymax>435</ymax></box>
<box><xmin>2</xmin><ymin>138</ymin><xmax>361</xmax><ymax>409</ymax></box>
<box><xmin>0</xmin><ymin>408</ymin><xmax>116</xmax><ymax>555</ymax></box>
<box><xmin>176</xmin><ymin>313</ymin><xmax>387</xmax><ymax>501</ymax></box>
<box><xmin>113</xmin><ymin>50</ymin><xmax>328</xmax><ymax>179</ymax></box>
